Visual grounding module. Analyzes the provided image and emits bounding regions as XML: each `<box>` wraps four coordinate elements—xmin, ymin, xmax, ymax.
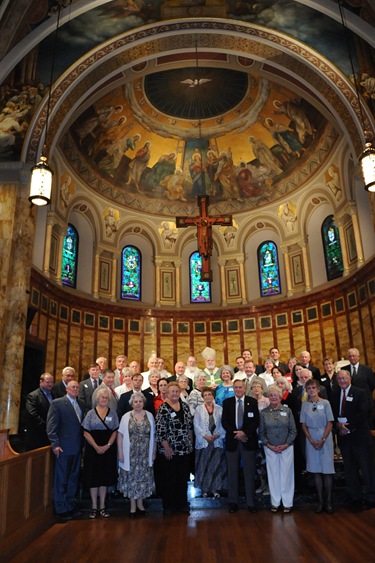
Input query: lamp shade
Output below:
<box><xmin>360</xmin><ymin>142</ymin><xmax>375</xmax><ymax>192</ymax></box>
<box><xmin>29</xmin><ymin>156</ymin><xmax>53</xmax><ymax>206</ymax></box>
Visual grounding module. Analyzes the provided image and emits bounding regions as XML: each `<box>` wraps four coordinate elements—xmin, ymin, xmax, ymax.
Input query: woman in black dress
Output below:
<box><xmin>82</xmin><ymin>387</ymin><xmax>118</xmax><ymax>518</ymax></box>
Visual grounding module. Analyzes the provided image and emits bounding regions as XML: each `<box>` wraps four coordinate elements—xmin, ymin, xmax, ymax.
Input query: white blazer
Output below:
<box><xmin>118</xmin><ymin>410</ymin><xmax>155</xmax><ymax>471</ymax></box>
<box><xmin>194</xmin><ymin>403</ymin><xmax>225</xmax><ymax>449</ymax></box>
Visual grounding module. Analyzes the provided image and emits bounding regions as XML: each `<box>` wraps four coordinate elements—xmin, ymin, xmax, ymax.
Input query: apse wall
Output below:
<box><xmin>28</xmin><ymin>260</ymin><xmax>375</xmax><ymax>379</ymax></box>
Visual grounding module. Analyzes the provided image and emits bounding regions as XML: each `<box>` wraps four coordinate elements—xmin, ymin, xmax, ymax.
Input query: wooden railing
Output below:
<box><xmin>0</xmin><ymin>429</ymin><xmax>54</xmax><ymax>560</ymax></box>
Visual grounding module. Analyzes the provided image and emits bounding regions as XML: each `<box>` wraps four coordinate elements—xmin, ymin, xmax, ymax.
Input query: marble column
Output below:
<box><xmin>42</xmin><ymin>212</ymin><xmax>55</xmax><ymax>277</ymax></box>
<box><xmin>0</xmin><ymin>184</ymin><xmax>35</xmax><ymax>432</ymax></box>
<box><xmin>93</xmin><ymin>249</ymin><xmax>100</xmax><ymax>299</ymax></box>
<box><xmin>111</xmin><ymin>254</ymin><xmax>118</xmax><ymax>302</ymax></box>
<box><xmin>347</xmin><ymin>203</ymin><xmax>364</xmax><ymax>266</ymax></box>
<box><xmin>238</xmin><ymin>255</ymin><xmax>248</xmax><ymax>305</ymax></box>
<box><xmin>174</xmin><ymin>258</ymin><xmax>182</xmax><ymax>308</ymax></box>
<box><xmin>218</xmin><ymin>257</ymin><xmax>227</xmax><ymax>306</ymax></box>
<box><xmin>300</xmin><ymin>241</ymin><xmax>311</xmax><ymax>292</ymax></box>
<box><xmin>281</xmin><ymin>246</ymin><xmax>293</xmax><ymax>296</ymax></box>
<box><xmin>155</xmin><ymin>257</ymin><xmax>162</xmax><ymax>307</ymax></box>
<box><xmin>336</xmin><ymin>216</ymin><xmax>350</xmax><ymax>276</ymax></box>
<box><xmin>55</xmin><ymin>225</ymin><xmax>65</xmax><ymax>285</ymax></box>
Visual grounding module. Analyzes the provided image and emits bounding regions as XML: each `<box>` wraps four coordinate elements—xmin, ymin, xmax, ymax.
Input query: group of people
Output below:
<box><xmin>24</xmin><ymin>346</ymin><xmax>375</xmax><ymax>520</ymax></box>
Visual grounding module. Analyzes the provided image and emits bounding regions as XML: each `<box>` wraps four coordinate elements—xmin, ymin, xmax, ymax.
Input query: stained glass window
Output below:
<box><xmin>258</xmin><ymin>241</ymin><xmax>281</xmax><ymax>297</ymax></box>
<box><xmin>190</xmin><ymin>251</ymin><xmax>211</xmax><ymax>303</ymax></box>
<box><xmin>61</xmin><ymin>224</ymin><xmax>78</xmax><ymax>288</ymax></box>
<box><xmin>121</xmin><ymin>245</ymin><xmax>141</xmax><ymax>300</ymax></box>
<box><xmin>322</xmin><ymin>215</ymin><xmax>344</xmax><ymax>281</ymax></box>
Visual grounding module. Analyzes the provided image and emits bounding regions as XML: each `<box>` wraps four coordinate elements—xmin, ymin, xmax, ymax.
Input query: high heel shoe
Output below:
<box><xmin>129</xmin><ymin>511</ymin><xmax>136</xmax><ymax>519</ymax></box>
<box><xmin>136</xmin><ymin>507</ymin><xmax>147</xmax><ymax>516</ymax></box>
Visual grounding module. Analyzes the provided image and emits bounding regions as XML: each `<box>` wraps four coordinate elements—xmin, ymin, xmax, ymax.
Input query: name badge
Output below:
<box><xmin>247</xmin><ymin>412</ymin><xmax>254</xmax><ymax>418</ymax></box>
<box><xmin>170</xmin><ymin>412</ymin><xmax>177</xmax><ymax>418</ymax></box>
<box><xmin>320</xmin><ymin>377</ymin><xmax>327</xmax><ymax>382</ymax></box>
<box><xmin>280</xmin><ymin>411</ymin><xmax>287</xmax><ymax>417</ymax></box>
<box><xmin>338</xmin><ymin>417</ymin><xmax>347</xmax><ymax>423</ymax></box>
<box><xmin>105</xmin><ymin>416</ymin><xmax>112</xmax><ymax>422</ymax></box>
<box><xmin>84</xmin><ymin>384</ymin><xmax>88</xmax><ymax>388</ymax></box>
<box><xmin>346</xmin><ymin>396</ymin><xmax>353</xmax><ymax>402</ymax></box>
<box><xmin>317</xmin><ymin>404</ymin><xmax>324</xmax><ymax>410</ymax></box>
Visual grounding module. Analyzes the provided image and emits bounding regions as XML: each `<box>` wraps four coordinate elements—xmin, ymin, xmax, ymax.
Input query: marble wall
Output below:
<box><xmin>27</xmin><ymin>260</ymin><xmax>375</xmax><ymax>381</ymax></box>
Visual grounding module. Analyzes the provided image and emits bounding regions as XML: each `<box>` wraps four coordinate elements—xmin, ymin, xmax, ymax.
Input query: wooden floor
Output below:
<box><xmin>7</xmin><ymin>503</ymin><xmax>375</xmax><ymax>563</ymax></box>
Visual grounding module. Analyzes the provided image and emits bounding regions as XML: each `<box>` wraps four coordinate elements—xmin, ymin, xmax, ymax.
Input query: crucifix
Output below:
<box><xmin>176</xmin><ymin>195</ymin><xmax>232</xmax><ymax>281</ymax></box>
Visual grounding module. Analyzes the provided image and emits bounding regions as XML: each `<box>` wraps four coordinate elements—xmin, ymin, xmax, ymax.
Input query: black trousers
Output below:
<box><xmin>156</xmin><ymin>453</ymin><xmax>190</xmax><ymax>510</ymax></box>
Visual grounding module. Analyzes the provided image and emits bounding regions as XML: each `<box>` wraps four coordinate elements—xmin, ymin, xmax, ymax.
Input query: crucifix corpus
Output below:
<box><xmin>176</xmin><ymin>195</ymin><xmax>232</xmax><ymax>281</ymax></box>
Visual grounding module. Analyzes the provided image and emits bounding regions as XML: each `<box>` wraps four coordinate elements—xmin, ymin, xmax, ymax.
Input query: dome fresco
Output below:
<box><xmin>64</xmin><ymin>66</ymin><xmax>332</xmax><ymax>217</ymax></box>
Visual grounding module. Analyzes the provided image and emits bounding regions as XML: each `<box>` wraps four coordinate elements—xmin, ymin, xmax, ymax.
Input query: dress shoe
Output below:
<box><xmin>129</xmin><ymin>511</ymin><xmax>136</xmax><ymax>519</ymax></box>
<box><xmin>315</xmin><ymin>504</ymin><xmax>323</xmax><ymax>514</ymax></box>
<box><xmin>228</xmin><ymin>503</ymin><xmax>238</xmax><ymax>514</ymax></box>
<box><xmin>57</xmin><ymin>512</ymin><xmax>73</xmax><ymax>522</ymax></box>
<box><xmin>163</xmin><ymin>509</ymin><xmax>173</xmax><ymax>516</ymax></box>
<box><xmin>70</xmin><ymin>509</ymin><xmax>82</xmax><ymax>518</ymax></box>
<box><xmin>176</xmin><ymin>505</ymin><xmax>190</xmax><ymax>514</ymax></box>
<box><xmin>247</xmin><ymin>506</ymin><xmax>258</xmax><ymax>513</ymax></box>
<box><xmin>325</xmin><ymin>504</ymin><xmax>334</xmax><ymax>514</ymax></box>
<box><xmin>136</xmin><ymin>507</ymin><xmax>147</xmax><ymax>516</ymax></box>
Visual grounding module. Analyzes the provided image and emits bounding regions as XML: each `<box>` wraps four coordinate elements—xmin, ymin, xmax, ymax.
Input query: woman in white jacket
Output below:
<box><xmin>194</xmin><ymin>387</ymin><xmax>226</xmax><ymax>498</ymax></box>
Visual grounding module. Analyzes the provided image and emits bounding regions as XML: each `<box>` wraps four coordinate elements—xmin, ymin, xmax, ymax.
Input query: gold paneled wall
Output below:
<box><xmin>28</xmin><ymin>262</ymin><xmax>375</xmax><ymax>379</ymax></box>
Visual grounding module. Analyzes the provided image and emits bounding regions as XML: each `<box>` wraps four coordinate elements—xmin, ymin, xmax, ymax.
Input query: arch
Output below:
<box><xmin>257</xmin><ymin>240</ymin><xmax>282</xmax><ymax>297</ymax></box>
<box><xmin>321</xmin><ymin>215</ymin><xmax>344</xmax><ymax>281</ymax></box>
<box><xmin>121</xmin><ymin>245</ymin><xmax>141</xmax><ymax>301</ymax></box>
<box><xmin>189</xmin><ymin>251</ymin><xmax>211</xmax><ymax>304</ymax></box>
<box><xmin>61</xmin><ymin>223</ymin><xmax>78</xmax><ymax>288</ymax></box>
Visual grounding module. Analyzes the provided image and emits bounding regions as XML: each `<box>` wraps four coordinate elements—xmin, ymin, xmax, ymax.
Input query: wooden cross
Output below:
<box><xmin>176</xmin><ymin>195</ymin><xmax>232</xmax><ymax>281</ymax></box>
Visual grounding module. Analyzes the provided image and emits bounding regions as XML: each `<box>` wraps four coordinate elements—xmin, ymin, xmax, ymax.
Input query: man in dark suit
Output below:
<box><xmin>331</xmin><ymin>370</ymin><xmax>375</xmax><ymax>509</ymax></box>
<box><xmin>168</xmin><ymin>361</ymin><xmax>193</xmax><ymax>393</ymax></box>
<box><xmin>300</xmin><ymin>350</ymin><xmax>321</xmax><ymax>381</ymax></box>
<box><xmin>52</xmin><ymin>366</ymin><xmax>75</xmax><ymax>398</ymax></box>
<box><xmin>269</xmin><ymin>347</ymin><xmax>289</xmax><ymax>373</ymax></box>
<box><xmin>117</xmin><ymin>373</ymin><xmax>155</xmax><ymax>420</ymax></box>
<box><xmin>222</xmin><ymin>379</ymin><xmax>259</xmax><ymax>513</ymax></box>
<box><xmin>342</xmin><ymin>348</ymin><xmax>375</xmax><ymax>416</ymax></box>
<box><xmin>78</xmin><ymin>362</ymin><xmax>100</xmax><ymax>414</ymax></box>
<box><xmin>25</xmin><ymin>372</ymin><xmax>54</xmax><ymax>450</ymax></box>
<box><xmin>92</xmin><ymin>369</ymin><xmax>118</xmax><ymax>412</ymax></box>
<box><xmin>47</xmin><ymin>380</ymin><xmax>84</xmax><ymax>521</ymax></box>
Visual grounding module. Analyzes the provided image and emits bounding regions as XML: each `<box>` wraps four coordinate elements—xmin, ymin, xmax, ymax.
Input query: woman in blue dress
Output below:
<box><xmin>300</xmin><ymin>379</ymin><xmax>335</xmax><ymax>514</ymax></box>
<box><xmin>214</xmin><ymin>365</ymin><xmax>235</xmax><ymax>407</ymax></box>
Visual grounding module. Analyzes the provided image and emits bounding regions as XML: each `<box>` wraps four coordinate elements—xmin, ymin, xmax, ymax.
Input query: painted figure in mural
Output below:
<box><xmin>206</xmin><ymin>149</ymin><xmax>221</xmax><ymax>196</ymax></box>
<box><xmin>99</xmin><ymin>133</ymin><xmax>141</xmax><ymax>174</ymax></box>
<box><xmin>125</xmin><ymin>141</ymin><xmax>151</xmax><ymax>191</ymax></box>
<box><xmin>236</xmin><ymin>161</ymin><xmax>261</xmax><ymax>197</ymax></box>
<box><xmin>325</xmin><ymin>165</ymin><xmax>342</xmax><ymax>200</ymax></box>
<box><xmin>147</xmin><ymin>152</ymin><xmax>176</xmax><ymax>192</ymax></box>
<box><xmin>161</xmin><ymin>168</ymin><xmax>187</xmax><ymax>201</ymax></box>
<box><xmin>189</xmin><ymin>152</ymin><xmax>206</xmax><ymax>196</ymax></box>
<box><xmin>264</xmin><ymin>117</ymin><xmax>303</xmax><ymax>159</ymax></box>
<box><xmin>273</xmin><ymin>99</ymin><xmax>314</xmax><ymax>144</ymax></box>
<box><xmin>214</xmin><ymin>149</ymin><xmax>243</xmax><ymax>201</ymax></box>
<box><xmin>248</xmin><ymin>136</ymin><xmax>283</xmax><ymax>178</ymax></box>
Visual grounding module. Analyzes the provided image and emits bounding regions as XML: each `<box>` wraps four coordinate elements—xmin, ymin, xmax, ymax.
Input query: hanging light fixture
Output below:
<box><xmin>338</xmin><ymin>0</ymin><xmax>375</xmax><ymax>192</ymax></box>
<box><xmin>29</xmin><ymin>1</ymin><xmax>64</xmax><ymax>206</ymax></box>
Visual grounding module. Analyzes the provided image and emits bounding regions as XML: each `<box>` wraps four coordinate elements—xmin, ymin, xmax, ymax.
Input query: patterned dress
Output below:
<box><xmin>118</xmin><ymin>412</ymin><xmax>155</xmax><ymax>499</ymax></box>
<box><xmin>214</xmin><ymin>384</ymin><xmax>234</xmax><ymax>407</ymax></box>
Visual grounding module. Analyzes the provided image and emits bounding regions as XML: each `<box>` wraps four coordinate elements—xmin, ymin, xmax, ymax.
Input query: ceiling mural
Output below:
<box><xmin>64</xmin><ymin>67</ymin><xmax>333</xmax><ymax>216</ymax></box>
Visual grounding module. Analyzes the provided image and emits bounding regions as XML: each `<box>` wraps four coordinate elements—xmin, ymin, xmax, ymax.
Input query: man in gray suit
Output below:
<box><xmin>47</xmin><ymin>380</ymin><xmax>84</xmax><ymax>521</ymax></box>
<box><xmin>78</xmin><ymin>362</ymin><xmax>100</xmax><ymax>414</ymax></box>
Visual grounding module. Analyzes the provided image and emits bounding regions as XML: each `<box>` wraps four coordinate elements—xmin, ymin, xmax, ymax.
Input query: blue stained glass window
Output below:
<box><xmin>121</xmin><ymin>245</ymin><xmax>141</xmax><ymax>300</ymax></box>
<box><xmin>322</xmin><ymin>215</ymin><xmax>344</xmax><ymax>281</ymax></box>
<box><xmin>258</xmin><ymin>241</ymin><xmax>281</xmax><ymax>297</ymax></box>
<box><xmin>61</xmin><ymin>224</ymin><xmax>78</xmax><ymax>288</ymax></box>
<box><xmin>190</xmin><ymin>251</ymin><xmax>211</xmax><ymax>303</ymax></box>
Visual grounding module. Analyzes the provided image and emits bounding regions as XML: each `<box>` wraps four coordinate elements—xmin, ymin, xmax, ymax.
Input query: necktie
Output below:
<box><xmin>73</xmin><ymin>400</ymin><xmax>81</xmax><ymax>422</ymax></box>
<box><xmin>92</xmin><ymin>379</ymin><xmax>98</xmax><ymax>389</ymax></box>
<box><xmin>237</xmin><ymin>398</ymin><xmax>244</xmax><ymax>429</ymax></box>
<box><xmin>302</xmin><ymin>387</ymin><xmax>307</xmax><ymax>402</ymax></box>
<box><xmin>352</xmin><ymin>366</ymin><xmax>357</xmax><ymax>379</ymax></box>
<box><xmin>340</xmin><ymin>389</ymin><xmax>346</xmax><ymax>417</ymax></box>
<box><xmin>44</xmin><ymin>391</ymin><xmax>52</xmax><ymax>403</ymax></box>
<box><xmin>110</xmin><ymin>387</ymin><xmax>118</xmax><ymax>401</ymax></box>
